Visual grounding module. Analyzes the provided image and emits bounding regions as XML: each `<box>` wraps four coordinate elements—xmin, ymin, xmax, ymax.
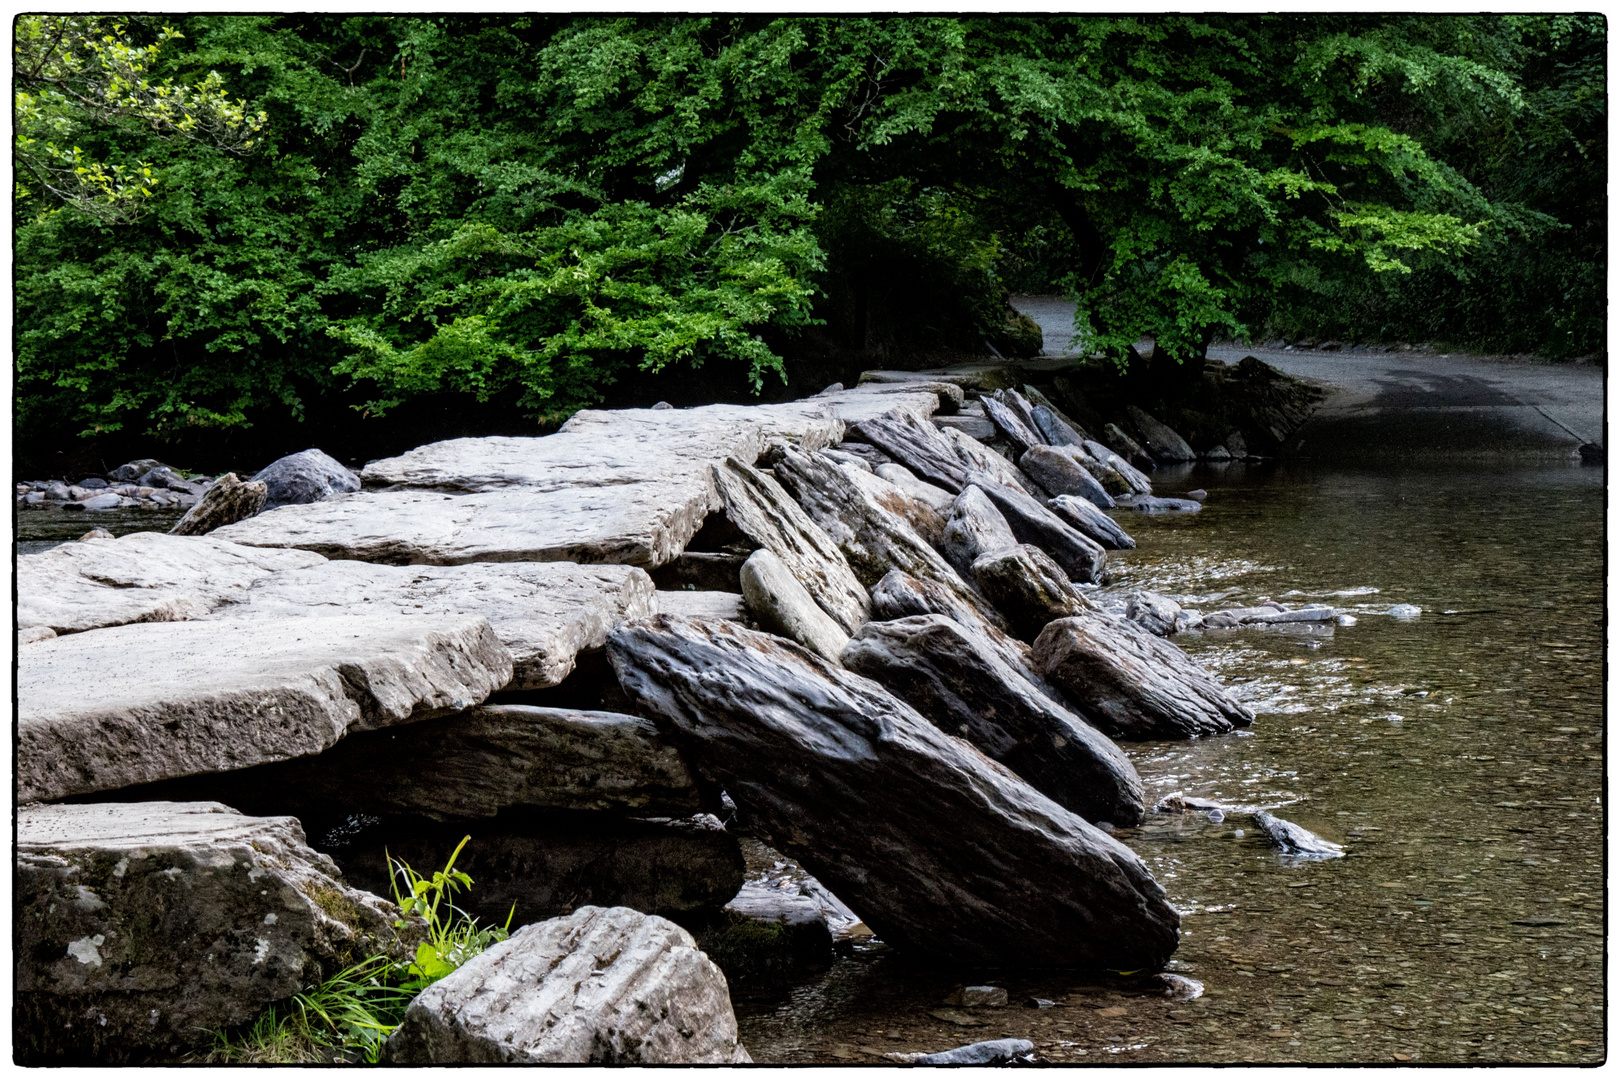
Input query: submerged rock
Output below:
<box><xmin>842</xmin><ymin>615</ymin><xmax>1145</xmax><ymax>826</ymax></box>
<box><xmin>1126</xmin><ymin>592</ymin><xmax>1183</xmax><ymax>637</ymax></box>
<box><xmin>1117</xmin><ymin>493</ymin><xmax>1204</xmax><ymax>514</ymax></box>
<box><xmin>18</xmin><ymin>615</ymin><xmax>512</xmax><ymax>802</ymax></box>
<box><xmin>915</xmin><ymin>1038</ymin><xmax>1036</xmax><ymax>1065</ymax></box>
<box><xmin>606</xmin><ymin>615</ymin><xmax>1181</xmax><ymax>969</ymax></box>
<box><xmin>1034</xmin><ymin>614</ymin><xmax>1254</xmax><ymax>739</ymax></box>
<box><xmin>384</xmin><ymin>906</ymin><xmax>751</xmax><ymax>1064</ymax></box>
<box><xmin>16</xmin><ymin>801</ymin><xmax>408</xmax><ymax>1064</ymax></box>
<box><xmin>1254</xmin><ymin>811</ymin><xmax>1346</xmax><ymax>859</ymax></box>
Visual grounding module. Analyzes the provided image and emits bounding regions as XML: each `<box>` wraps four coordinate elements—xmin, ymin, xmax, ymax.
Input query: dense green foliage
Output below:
<box><xmin>14</xmin><ymin>15</ymin><xmax>1603</xmax><ymax>449</ymax></box>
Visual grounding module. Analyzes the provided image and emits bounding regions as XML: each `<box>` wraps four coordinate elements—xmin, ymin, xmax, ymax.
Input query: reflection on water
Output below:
<box><xmin>737</xmin><ymin>459</ymin><xmax>1603</xmax><ymax>1064</ymax></box>
<box><xmin>15</xmin><ymin>505</ymin><xmax>186</xmax><ymax>554</ymax></box>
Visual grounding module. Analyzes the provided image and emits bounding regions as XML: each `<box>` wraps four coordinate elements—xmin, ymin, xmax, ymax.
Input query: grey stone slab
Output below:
<box><xmin>18</xmin><ymin>615</ymin><xmax>513</xmax><ymax>802</ymax></box>
<box><xmin>656</xmin><ymin>589</ymin><xmax>748</xmax><ymax>622</ymax></box>
<box><xmin>209</xmin><ymin>559</ymin><xmax>654</xmax><ymax>689</ymax></box>
<box><xmin>17</xmin><ymin>532</ymin><xmax>326</xmax><ymax>636</ymax></box>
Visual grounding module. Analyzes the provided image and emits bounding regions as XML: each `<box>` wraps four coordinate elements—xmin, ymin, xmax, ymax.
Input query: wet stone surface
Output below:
<box><xmin>734</xmin><ymin>458</ymin><xmax>1602</xmax><ymax>1064</ymax></box>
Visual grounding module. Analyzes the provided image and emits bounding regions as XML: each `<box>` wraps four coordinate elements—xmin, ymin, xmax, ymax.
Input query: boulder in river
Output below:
<box><xmin>107</xmin><ymin>458</ymin><xmax>169</xmax><ymax>483</ymax></box>
<box><xmin>916</xmin><ymin>1038</ymin><xmax>1036</xmax><ymax>1065</ymax></box>
<box><xmin>1034</xmin><ymin>614</ymin><xmax>1255</xmax><ymax>739</ymax></box>
<box><xmin>1047</xmin><ymin>494</ymin><xmax>1135</xmax><ymax>550</ymax></box>
<box><xmin>16</xmin><ymin>801</ymin><xmax>408</xmax><ymax>1064</ymax></box>
<box><xmin>1116</xmin><ymin>493</ymin><xmax>1203</xmax><ymax>514</ymax></box>
<box><xmin>251</xmin><ymin>448</ymin><xmax>361</xmax><ymax>511</ymax></box>
<box><xmin>740</xmin><ymin>549</ymin><xmax>850</xmax><ymax>662</ymax></box>
<box><xmin>971</xmin><ymin>544</ymin><xmax>1092</xmax><ymax>641</ymax></box>
<box><xmin>841</xmin><ymin>615</ymin><xmax>1145</xmax><ymax>826</ymax></box>
<box><xmin>1125</xmin><ymin>406</ymin><xmax>1197</xmax><ymax>463</ymax></box>
<box><xmin>1254</xmin><ymin>811</ymin><xmax>1345</xmax><ymax>859</ymax></box>
<box><xmin>970</xmin><ymin>476</ymin><xmax>1107</xmax><ymax>584</ymax></box>
<box><xmin>384</xmin><ymin>905</ymin><xmax>750</xmax><ymax>1064</ymax></box>
<box><xmin>169</xmin><ymin>472</ymin><xmax>267</xmax><ymax>535</ymax></box>
<box><xmin>18</xmin><ymin>615</ymin><xmax>512</xmax><ymax>802</ymax></box>
<box><xmin>710</xmin><ymin>457</ymin><xmax>868</xmax><ymax>633</ymax></box>
<box><xmin>606</xmin><ymin>614</ymin><xmax>1181</xmax><ymax>969</ymax></box>
<box><xmin>772</xmin><ymin>444</ymin><xmax>991</xmax><ymax>620</ymax></box>
<box><xmin>1019</xmin><ymin>445</ymin><xmax>1116</xmax><ymax>509</ymax></box>
<box><xmin>940</xmin><ymin>485</ymin><xmax>1019</xmax><ymax>579</ymax></box>
<box><xmin>1126</xmin><ymin>591</ymin><xmax>1183</xmax><ymax>636</ymax></box>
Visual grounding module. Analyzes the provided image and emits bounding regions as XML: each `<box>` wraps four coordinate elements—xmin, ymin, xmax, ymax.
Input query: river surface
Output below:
<box><xmin>733</xmin><ymin>454</ymin><xmax>1604</xmax><ymax>1065</ymax></box>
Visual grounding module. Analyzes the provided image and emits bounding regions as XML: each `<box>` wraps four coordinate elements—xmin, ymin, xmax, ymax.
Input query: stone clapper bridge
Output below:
<box><xmin>15</xmin><ymin>374</ymin><xmax>1331</xmax><ymax>1063</ymax></box>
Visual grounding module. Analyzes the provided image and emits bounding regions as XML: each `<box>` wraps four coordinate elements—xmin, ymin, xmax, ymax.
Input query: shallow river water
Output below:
<box><xmin>735</xmin><ymin>456</ymin><xmax>1604</xmax><ymax>1065</ymax></box>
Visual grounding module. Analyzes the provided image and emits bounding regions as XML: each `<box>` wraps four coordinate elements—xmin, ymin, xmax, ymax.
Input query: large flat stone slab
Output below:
<box><xmin>384</xmin><ymin>905</ymin><xmax>750</xmax><ymax>1063</ymax></box>
<box><xmin>18</xmin><ymin>616</ymin><xmax>512</xmax><ymax>803</ymax></box>
<box><xmin>17</xmin><ymin>532</ymin><xmax>326</xmax><ymax>636</ymax></box>
<box><xmin>214</xmin><ymin>390</ymin><xmax>941</xmax><ymax>568</ymax></box>
<box><xmin>209</xmin><ymin>560</ymin><xmax>654</xmax><ymax>689</ymax></box>
<box><xmin>16</xmin><ymin>801</ymin><xmax>406</xmax><ymax>1064</ymax></box>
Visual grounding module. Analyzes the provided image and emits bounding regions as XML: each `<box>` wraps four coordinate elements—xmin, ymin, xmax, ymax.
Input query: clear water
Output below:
<box><xmin>736</xmin><ymin>458</ymin><xmax>1604</xmax><ymax>1064</ymax></box>
<box><xmin>15</xmin><ymin>504</ymin><xmax>186</xmax><ymax>554</ymax></box>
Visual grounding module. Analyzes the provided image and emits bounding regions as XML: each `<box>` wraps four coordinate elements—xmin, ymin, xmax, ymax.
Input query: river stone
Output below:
<box><xmin>873</xmin><ymin>463</ymin><xmax>956</xmax><ymax>513</ymax></box>
<box><xmin>1117</xmin><ymin>494</ymin><xmax>1204</xmax><ymax>514</ymax></box>
<box><xmin>981</xmin><ymin>394</ymin><xmax>1043</xmax><ymax>456</ymax></box>
<box><xmin>1034</xmin><ymin>614</ymin><xmax>1254</xmax><ymax>739</ymax></box>
<box><xmin>606</xmin><ymin>615</ymin><xmax>1181</xmax><ymax>969</ymax></box>
<box><xmin>932</xmin><ymin>414</ymin><xmax>996</xmax><ymax>440</ymax></box>
<box><xmin>772</xmin><ymin>444</ymin><xmax>991</xmax><ymax>621</ymax></box>
<box><xmin>1048</xmin><ymin>494</ymin><xmax>1135</xmax><ymax>550</ymax></box>
<box><xmin>718</xmin><ymin>880</ymin><xmax>836</xmax><ymax>972</ymax></box>
<box><xmin>73</xmin><ymin>493</ymin><xmax>123</xmax><ymax>511</ymax></box>
<box><xmin>115</xmin><ymin>705</ymin><xmax>706</xmax><ymax>822</ymax></box>
<box><xmin>107</xmin><ymin>458</ymin><xmax>168</xmax><ymax>482</ymax></box>
<box><xmin>740</xmin><ymin>549</ymin><xmax>850</xmax><ymax>662</ymax></box>
<box><xmin>169</xmin><ymin>473</ymin><xmax>267</xmax><ymax>536</ymax></box>
<box><xmin>1254</xmin><ymin>811</ymin><xmax>1345</xmax><ymax>859</ymax></box>
<box><xmin>1103</xmin><ymin>423</ymin><xmax>1153</xmax><ymax>469</ymax></box>
<box><xmin>17</xmin><ymin>531</ymin><xmax>327</xmax><ymax>636</ymax></box>
<box><xmin>18</xmin><ymin>615</ymin><xmax>512</xmax><ymax>803</ymax></box>
<box><xmin>210</xmin><ymin>559</ymin><xmax>655</xmax><ymax>689</ymax></box>
<box><xmin>1030</xmin><ymin>404</ymin><xmax>1086</xmax><ymax>448</ymax></box>
<box><xmin>1125</xmin><ymin>406</ymin><xmax>1197</xmax><ymax>463</ymax></box>
<box><xmin>940</xmin><ymin>484</ymin><xmax>1020</xmax><ymax>579</ymax></box>
<box><xmin>845</xmin><ymin>466</ymin><xmax>948</xmax><ymax>548</ymax></box>
<box><xmin>971</xmin><ymin>544</ymin><xmax>1093</xmax><ymax>641</ymax></box>
<box><xmin>15</xmin><ymin>801</ymin><xmax>408</xmax><ymax>1064</ymax></box>
<box><xmin>251</xmin><ymin>448</ymin><xmax>361</xmax><ymax>511</ymax></box>
<box><xmin>1082</xmin><ymin>439</ymin><xmax>1154</xmax><ymax>494</ymax></box>
<box><xmin>970</xmin><ymin>476</ymin><xmax>1107</xmax><ymax>583</ymax></box>
<box><xmin>710</xmin><ymin>457</ymin><xmax>868</xmax><ymax>633</ymax></box>
<box><xmin>336</xmin><ymin>811</ymin><xmax>745</xmax><ymax>931</ymax></box>
<box><xmin>1127</xmin><ymin>592</ymin><xmax>1183</xmax><ymax>636</ymax></box>
<box><xmin>383</xmin><ymin>905</ymin><xmax>751</xmax><ymax>1064</ymax></box>
<box><xmin>1019</xmin><ymin>445</ymin><xmax>1116</xmax><ymax>508</ymax></box>
<box><xmin>941</xmin><ymin>426</ymin><xmax>1045</xmax><ymax>497</ymax></box>
<box><xmin>656</xmin><ymin>590</ymin><xmax>747</xmax><ymax>622</ymax></box>
<box><xmin>868</xmin><ymin>569</ymin><xmax>1030</xmax><ymax>678</ymax></box>
<box><xmin>841</xmin><ymin>616</ymin><xmax>1144</xmax><ymax>826</ymax></box>
<box><xmin>916</xmin><ymin>1039</ymin><xmax>1035</xmax><ymax>1066</ymax></box>
<box><xmin>846</xmin><ymin>409</ymin><xmax>971</xmax><ymax>493</ymax></box>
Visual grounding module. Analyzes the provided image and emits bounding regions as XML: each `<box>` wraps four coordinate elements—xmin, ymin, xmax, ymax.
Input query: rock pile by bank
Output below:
<box><xmin>14</xmin><ymin>368</ymin><xmax>1302</xmax><ymax>1063</ymax></box>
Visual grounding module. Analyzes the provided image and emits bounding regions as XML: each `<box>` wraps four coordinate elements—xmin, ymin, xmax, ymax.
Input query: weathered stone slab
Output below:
<box><xmin>170</xmin><ymin>473</ymin><xmax>266</xmax><ymax>536</ymax></box>
<box><xmin>972</xmin><ymin>544</ymin><xmax>1093</xmax><ymax>642</ymax></box>
<box><xmin>336</xmin><ymin>810</ymin><xmax>745</xmax><ymax>931</ymax></box>
<box><xmin>657</xmin><ymin>590</ymin><xmax>747</xmax><ymax>622</ymax></box>
<box><xmin>940</xmin><ymin>485</ymin><xmax>1019</xmax><ymax>579</ymax></box>
<box><xmin>211</xmin><ymin>558</ymin><xmax>655</xmax><ymax>689</ymax></box>
<box><xmin>971</xmin><ymin>477</ymin><xmax>1108</xmax><ymax>583</ymax></box>
<box><xmin>868</xmin><ymin>569</ymin><xmax>1027</xmax><ymax>673</ymax></box>
<box><xmin>1126</xmin><ymin>405</ymin><xmax>1197</xmax><ymax>463</ymax></box>
<box><xmin>16</xmin><ymin>801</ymin><xmax>407</xmax><ymax>1064</ymax></box>
<box><xmin>981</xmin><ymin>394</ymin><xmax>1043</xmax><ymax>456</ymax></box>
<box><xmin>17</xmin><ymin>532</ymin><xmax>326</xmax><ymax>636</ymax></box>
<box><xmin>1126</xmin><ymin>592</ymin><xmax>1183</xmax><ymax>636</ymax></box>
<box><xmin>873</xmin><ymin>463</ymin><xmax>956</xmax><ymax>513</ymax></box>
<box><xmin>18</xmin><ymin>615</ymin><xmax>512</xmax><ymax>802</ymax></box>
<box><xmin>384</xmin><ymin>905</ymin><xmax>750</xmax><ymax>1064</ymax></box>
<box><xmin>216</xmin><ymin>392</ymin><xmax>936</xmax><ymax>568</ymax></box>
<box><xmin>772</xmin><ymin>445</ymin><xmax>990</xmax><ymax>620</ymax></box>
<box><xmin>1048</xmin><ymin>494</ymin><xmax>1136</xmax><ymax>550</ymax></box>
<box><xmin>941</xmin><ymin>426</ymin><xmax>1045</xmax><ymax>497</ymax></box>
<box><xmin>251</xmin><ymin>448</ymin><xmax>361</xmax><ymax>511</ymax></box>
<box><xmin>740</xmin><ymin>550</ymin><xmax>850</xmax><ymax>662</ymax></box>
<box><xmin>842</xmin><ymin>616</ymin><xmax>1145</xmax><ymax>826</ymax></box>
<box><xmin>932</xmin><ymin>414</ymin><xmax>996</xmax><ymax>440</ymax></box>
<box><xmin>710</xmin><ymin>457</ymin><xmax>868</xmax><ymax>633</ymax></box>
<box><xmin>1082</xmin><ymin>439</ymin><xmax>1154</xmax><ymax>494</ymax></box>
<box><xmin>607</xmin><ymin>615</ymin><xmax>1181</xmax><ymax>969</ymax></box>
<box><xmin>116</xmin><ymin>705</ymin><xmax>706</xmax><ymax>822</ymax></box>
<box><xmin>1117</xmin><ymin>493</ymin><xmax>1203</xmax><ymax>514</ymax></box>
<box><xmin>846</xmin><ymin>409</ymin><xmax>971</xmax><ymax>494</ymax></box>
<box><xmin>845</xmin><ymin>465</ymin><xmax>947</xmax><ymax>548</ymax></box>
<box><xmin>1034</xmin><ymin>614</ymin><xmax>1254</xmax><ymax>739</ymax></box>
<box><xmin>1031</xmin><ymin>403</ymin><xmax>1088</xmax><ymax>447</ymax></box>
